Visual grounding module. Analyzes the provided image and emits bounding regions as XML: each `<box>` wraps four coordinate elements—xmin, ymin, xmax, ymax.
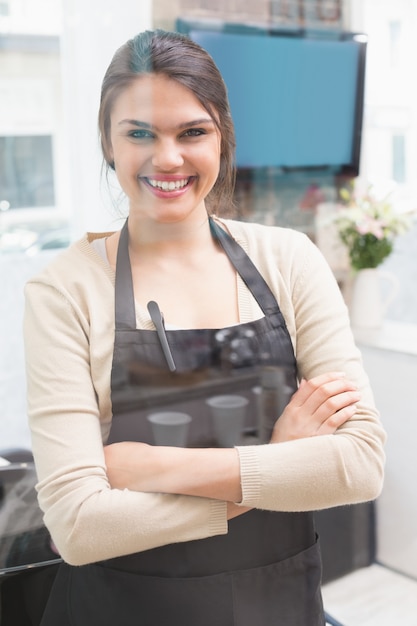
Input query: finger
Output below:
<box><xmin>315</xmin><ymin>403</ymin><xmax>358</xmax><ymax>435</ymax></box>
<box><xmin>299</xmin><ymin>389</ymin><xmax>361</xmax><ymax>434</ymax></box>
<box><xmin>283</xmin><ymin>385</ymin><xmax>360</xmax><ymax>439</ymax></box>
<box><xmin>293</xmin><ymin>377</ymin><xmax>359</xmax><ymax>418</ymax></box>
<box><xmin>291</xmin><ymin>372</ymin><xmax>350</xmax><ymax>406</ymax></box>
<box><xmin>314</xmin><ymin>388</ymin><xmax>361</xmax><ymax>421</ymax></box>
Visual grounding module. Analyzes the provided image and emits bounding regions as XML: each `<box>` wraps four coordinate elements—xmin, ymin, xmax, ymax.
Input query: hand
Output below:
<box><xmin>104</xmin><ymin>441</ymin><xmax>156</xmax><ymax>491</ymax></box>
<box><xmin>270</xmin><ymin>371</ymin><xmax>361</xmax><ymax>443</ymax></box>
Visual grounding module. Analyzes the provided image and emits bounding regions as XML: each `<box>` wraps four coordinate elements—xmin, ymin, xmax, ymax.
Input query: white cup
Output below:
<box><xmin>205</xmin><ymin>395</ymin><xmax>249</xmax><ymax>447</ymax></box>
<box><xmin>147</xmin><ymin>411</ymin><xmax>192</xmax><ymax>447</ymax></box>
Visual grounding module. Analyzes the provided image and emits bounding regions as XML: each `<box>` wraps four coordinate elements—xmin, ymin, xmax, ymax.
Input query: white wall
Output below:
<box><xmin>349</xmin><ymin>0</ymin><xmax>417</xmax><ymax>212</ymax></box>
<box><xmin>0</xmin><ymin>0</ymin><xmax>62</xmax><ymax>34</ymax></box>
<box><xmin>0</xmin><ymin>251</ymin><xmax>60</xmax><ymax>450</ymax></box>
<box><xmin>358</xmin><ymin>337</ymin><xmax>417</xmax><ymax>579</ymax></box>
<box><xmin>60</xmin><ymin>0</ymin><xmax>153</xmax><ymax>236</ymax></box>
<box><xmin>0</xmin><ymin>0</ymin><xmax>153</xmax><ymax>450</ymax></box>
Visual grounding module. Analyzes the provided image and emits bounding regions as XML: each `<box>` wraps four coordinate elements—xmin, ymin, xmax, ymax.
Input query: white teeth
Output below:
<box><xmin>147</xmin><ymin>178</ymin><xmax>189</xmax><ymax>191</ymax></box>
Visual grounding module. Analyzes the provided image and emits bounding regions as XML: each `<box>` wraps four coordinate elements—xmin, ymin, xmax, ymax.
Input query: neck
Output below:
<box><xmin>126</xmin><ymin>213</ymin><xmax>216</xmax><ymax>260</ymax></box>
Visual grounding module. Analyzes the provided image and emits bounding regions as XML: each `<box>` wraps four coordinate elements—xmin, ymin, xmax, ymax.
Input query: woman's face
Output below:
<box><xmin>108</xmin><ymin>73</ymin><xmax>222</xmax><ymax>224</ymax></box>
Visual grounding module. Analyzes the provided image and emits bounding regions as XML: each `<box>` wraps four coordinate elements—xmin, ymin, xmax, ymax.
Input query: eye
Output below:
<box><xmin>128</xmin><ymin>129</ymin><xmax>154</xmax><ymax>140</ymax></box>
<box><xmin>182</xmin><ymin>128</ymin><xmax>206</xmax><ymax>138</ymax></box>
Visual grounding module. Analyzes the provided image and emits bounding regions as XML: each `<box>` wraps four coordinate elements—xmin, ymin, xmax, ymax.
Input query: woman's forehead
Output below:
<box><xmin>109</xmin><ymin>74</ymin><xmax>219</xmax><ymax>133</ymax></box>
<box><xmin>111</xmin><ymin>75</ymin><xmax>206</xmax><ymax>114</ymax></box>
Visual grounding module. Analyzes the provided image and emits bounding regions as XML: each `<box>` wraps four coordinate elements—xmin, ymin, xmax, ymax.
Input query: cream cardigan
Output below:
<box><xmin>24</xmin><ymin>218</ymin><xmax>385</xmax><ymax>566</ymax></box>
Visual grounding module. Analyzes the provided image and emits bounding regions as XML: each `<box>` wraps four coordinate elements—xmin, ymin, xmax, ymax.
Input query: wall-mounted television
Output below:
<box><xmin>177</xmin><ymin>19</ymin><xmax>367</xmax><ymax>175</ymax></box>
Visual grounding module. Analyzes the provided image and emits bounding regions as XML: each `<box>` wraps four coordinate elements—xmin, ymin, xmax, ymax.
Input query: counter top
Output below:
<box><xmin>353</xmin><ymin>320</ymin><xmax>417</xmax><ymax>356</ymax></box>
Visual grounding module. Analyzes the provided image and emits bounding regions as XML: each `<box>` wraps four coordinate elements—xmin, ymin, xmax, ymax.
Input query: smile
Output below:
<box><xmin>144</xmin><ymin>177</ymin><xmax>191</xmax><ymax>191</ymax></box>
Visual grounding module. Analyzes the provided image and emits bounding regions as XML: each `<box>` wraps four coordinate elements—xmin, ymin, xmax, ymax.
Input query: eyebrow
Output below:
<box><xmin>118</xmin><ymin>118</ymin><xmax>215</xmax><ymax>130</ymax></box>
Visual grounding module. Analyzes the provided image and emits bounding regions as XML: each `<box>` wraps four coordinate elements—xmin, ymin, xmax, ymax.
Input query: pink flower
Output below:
<box><xmin>356</xmin><ymin>216</ymin><xmax>385</xmax><ymax>239</ymax></box>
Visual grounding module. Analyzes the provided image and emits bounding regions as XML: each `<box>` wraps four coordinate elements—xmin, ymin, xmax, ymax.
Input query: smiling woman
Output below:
<box><xmin>107</xmin><ymin>74</ymin><xmax>221</xmax><ymax>224</ymax></box>
<box><xmin>23</xmin><ymin>29</ymin><xmax>385</xmax><ymax>626</ymax></box>
<box><xmin>98</xmin><ymin>31</ymin><xmax>236</xmax><ymax>216</ymax></box>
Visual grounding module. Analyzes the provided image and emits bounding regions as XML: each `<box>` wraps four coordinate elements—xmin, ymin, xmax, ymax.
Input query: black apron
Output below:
<box><xmin>41</xmin><ymin>219</ymin><xmax>324</xmax><ymax>626</ymax></box>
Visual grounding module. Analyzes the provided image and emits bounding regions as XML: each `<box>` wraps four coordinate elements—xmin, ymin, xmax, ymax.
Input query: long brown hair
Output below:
<box><xmin>98</xmin><ymin>29</ymin><xmax>236</xmax><ymax>215</ymax></box>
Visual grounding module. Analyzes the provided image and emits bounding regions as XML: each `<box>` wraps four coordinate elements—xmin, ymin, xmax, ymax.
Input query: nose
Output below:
<box><xmin>151</xmin><ymin>138</ymin><xmax>184</xmax><ymax>170</ymax></box>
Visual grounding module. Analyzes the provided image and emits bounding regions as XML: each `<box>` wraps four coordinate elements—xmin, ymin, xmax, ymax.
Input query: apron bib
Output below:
<box><xmin>41</xmin><ymin>219</ymin><xmax>324</xmax><ymax>626</ymax></box>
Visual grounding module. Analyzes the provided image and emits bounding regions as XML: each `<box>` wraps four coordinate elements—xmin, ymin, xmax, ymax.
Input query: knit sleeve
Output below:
<box><xmin>24</xmin><ymin>278</ymin><xmax>227</xmax><ymax>566</ymax></box>
<box><xmin>236</xmin><ymin>233</ymin><xmax>386</xmax><ymax>511</ymax></box>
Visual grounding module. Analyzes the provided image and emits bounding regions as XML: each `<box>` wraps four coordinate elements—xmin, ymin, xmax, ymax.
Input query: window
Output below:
<box><xmin>389</xmin><ymin>20</ymin><xmax>402</xmax><ymax>68</ymax></box>
<box><xmin>0</xmin><ymin>135</ymin><xmax>55</xmax><ymax>209</ymax></box>
<box><xmin>392</xmin><ymin>133</ymin><xmax>406</xmax><ymax>183</ymax></box>
<box><xmin>0</xmin><ymin>1</ymin><xmax>10</xmax><ymax>16</ymax></box>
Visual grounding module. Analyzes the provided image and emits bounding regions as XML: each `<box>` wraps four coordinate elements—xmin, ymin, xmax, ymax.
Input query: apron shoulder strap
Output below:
<box><xmin>114</xmin><ymin>220</ymin><xmax>136</xmax><ymax>330</ymax></box>
<box><xmin>209</xmin><ymin>218</ymin><xmax>286</xmax><ymax>327</ymax></box>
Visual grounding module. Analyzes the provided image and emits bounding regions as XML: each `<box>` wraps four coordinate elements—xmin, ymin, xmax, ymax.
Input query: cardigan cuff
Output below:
<box><xmin>209</xmin><ymin>499</ymin><xmax>229</xmax><ymax>535</ymax></box>
<box><xmin>235</xmin><ymin>445</ymin><xmax>261</xmax><ymax>507</ymax></box>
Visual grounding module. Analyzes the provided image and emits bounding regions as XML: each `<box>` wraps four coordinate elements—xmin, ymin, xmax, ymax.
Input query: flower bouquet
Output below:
<box><xmin>334</xmin><ymin>184</ymin><xmax>412</xmax><ymax>272</ymax></box>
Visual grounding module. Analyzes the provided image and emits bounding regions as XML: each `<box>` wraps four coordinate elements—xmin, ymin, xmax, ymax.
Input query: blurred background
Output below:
<box><xmin>1</xmin><ymin>0</ymin><xmax>416</xmax><ymax>441</ymax></box>
<box><xmin>0</xmin><ymin>1</ymin><xmax>416</xmax><ymax>622</ymax></box>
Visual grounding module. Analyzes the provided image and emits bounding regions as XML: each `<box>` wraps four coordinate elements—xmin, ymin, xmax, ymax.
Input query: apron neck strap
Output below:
<box><xmin>114</xmin><ymin>217</ymin><xmax>287</xmax><ymax>330</ymax></box>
